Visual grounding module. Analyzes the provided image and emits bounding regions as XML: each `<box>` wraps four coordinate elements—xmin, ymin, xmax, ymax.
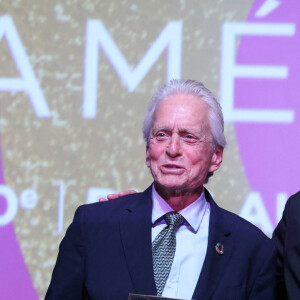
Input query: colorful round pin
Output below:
<box><xmin>215</xmin><ymin>242</ymin><xmax>224</xmax><ymax>255</ymax></box>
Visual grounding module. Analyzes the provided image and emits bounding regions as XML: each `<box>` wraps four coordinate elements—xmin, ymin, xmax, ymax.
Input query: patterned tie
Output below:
<box><xmin>152</xmin><ymin>211</ymin><xmax>185</xmax><ymax>296</ymax></box>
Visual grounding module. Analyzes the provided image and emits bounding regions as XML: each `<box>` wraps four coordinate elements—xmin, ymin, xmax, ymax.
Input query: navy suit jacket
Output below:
<box><xmin>273</xmin><ymin>191</ymin><xmax>300</xmax><ymax>300</ymax></box>
<box><xmin>46</xmin><ymin>186</ymin><xmax>277</xmax><ymax>300</ymax></box>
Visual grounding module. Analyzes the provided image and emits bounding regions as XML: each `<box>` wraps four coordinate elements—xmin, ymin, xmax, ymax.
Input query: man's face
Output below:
<box><xmin>146</xmin><ymin>93</ymin><xmax>223</xmax><ymax>192</ymax></box>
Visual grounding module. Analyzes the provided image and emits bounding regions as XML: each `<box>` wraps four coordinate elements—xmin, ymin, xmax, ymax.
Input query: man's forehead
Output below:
<box><xmin>152</xmin><ymin>122</ymin><xmax>208</xmax><ymax>132</ymax></box>
<box><xmin>153</xmin><ymin>96</ymin><xmax>209</xmax><ymax>124</ymax></box>
<box><xmin>155</xmin><ymin>94</ymin><xmax>209</xmax><ymax>112</ymax></box>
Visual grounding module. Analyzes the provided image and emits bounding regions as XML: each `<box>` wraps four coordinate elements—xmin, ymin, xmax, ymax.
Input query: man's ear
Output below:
<box><xmin>146</xmin><ymin>145</ymin><xmax>150</xmax><ymax>168</ymax></box>
<box><xmin>209</xmin><ymin>146</ymin><xmax>223</xmax><ymax>173</ymax></box>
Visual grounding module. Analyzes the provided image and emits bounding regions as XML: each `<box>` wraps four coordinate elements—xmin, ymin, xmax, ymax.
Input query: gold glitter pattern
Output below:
<box><xmin>0</xmin><ymin>1</ymin><xmax>253</xmax><ymax>298</ymax></box>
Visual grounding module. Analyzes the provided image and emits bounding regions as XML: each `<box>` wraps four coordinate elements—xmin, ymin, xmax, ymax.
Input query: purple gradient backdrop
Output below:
<box><xmin>0</xmin><ymin>147</ymin><xmax>38</xmax><ymax>298</ymax></box>
<box><xmin>235</xmin><ymin>0</ymin><xmax>300</xmax><ymax>225</ymax></box>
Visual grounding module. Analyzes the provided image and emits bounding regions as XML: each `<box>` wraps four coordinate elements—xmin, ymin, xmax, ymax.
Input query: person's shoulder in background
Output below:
<box><xmin>273</xmin><ymin>191</ymin><xmax>300</xmax><ymax>300</ymax></box>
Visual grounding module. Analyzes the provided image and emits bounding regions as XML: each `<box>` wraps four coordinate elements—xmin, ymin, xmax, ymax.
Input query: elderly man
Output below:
<box><xmin>46</xmin><ymin>79</ymin><xmax>277</xmax><ymax>300</ymax></box>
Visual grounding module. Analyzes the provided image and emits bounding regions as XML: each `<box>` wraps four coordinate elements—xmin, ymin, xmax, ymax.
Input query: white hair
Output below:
<box><xmin>143</xmin><ymin>79</ymin><xmax>226</xmax><ymax>149</ymax></box>
<box><xmin>142</xmin><ymin>79</ymin><xmax>226</xmax><ymax>183</ymax></box>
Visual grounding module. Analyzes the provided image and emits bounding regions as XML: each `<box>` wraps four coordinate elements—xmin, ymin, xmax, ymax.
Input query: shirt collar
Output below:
<box><xmin>151</xmin><ymin>185</ymin><xmax>207</xmax><ymax>233</ymax></box>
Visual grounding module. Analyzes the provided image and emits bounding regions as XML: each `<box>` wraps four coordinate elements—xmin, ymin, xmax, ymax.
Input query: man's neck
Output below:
<box><xmin>154</xmin><ymin>183</ymin><xmax>203</xmax><ymax>211</ymax></box>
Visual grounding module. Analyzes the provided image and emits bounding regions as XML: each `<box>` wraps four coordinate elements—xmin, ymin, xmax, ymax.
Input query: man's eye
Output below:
<box><xmin>156</xmin><ymin>132</ymin><xmax>167</xmax><ymax>138</ymax></box>
<box><xmin>184</xmin><ymin>134</ymin><xmax>196</xmax><ymax>140</ymax></box>
<box><xmin>183</xmin><ymin>134</ymin><xmax>199</xmax><ymax>143</ymax></box>
<box><xmin>153</xmin><ymin>132</ymin><xmax>167</xmax><ymax>141</ymax></box>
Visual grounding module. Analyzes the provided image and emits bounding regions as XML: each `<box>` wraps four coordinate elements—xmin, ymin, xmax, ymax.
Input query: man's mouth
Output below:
<box><xmin>164</xmin><ymin>164</ymin><xmax>181</xmax><ymax>168</ymax></box>
<box><xmin>161</xmin><ymin>164</ymin><xmax>184</xmax><ymax>174</ymax></box>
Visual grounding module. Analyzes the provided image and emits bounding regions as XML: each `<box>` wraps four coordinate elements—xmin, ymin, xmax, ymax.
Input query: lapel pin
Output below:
<box><xmin>215</xmin><ymin>242</ymin><xmax>224</xmax><ymax>255</ymax></box>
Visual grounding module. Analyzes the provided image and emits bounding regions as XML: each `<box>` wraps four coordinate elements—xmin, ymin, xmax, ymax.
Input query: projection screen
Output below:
<box><xmin>0</xmin><ymin>0</ymin><xmax>299</xmax><ymax>299</ymax></box>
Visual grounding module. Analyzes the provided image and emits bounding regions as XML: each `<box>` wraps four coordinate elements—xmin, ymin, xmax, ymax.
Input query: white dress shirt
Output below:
<box><xmin>152</xmin><ymin>186</ymin><xmax>210</xmax><ymax>300</ymax></box>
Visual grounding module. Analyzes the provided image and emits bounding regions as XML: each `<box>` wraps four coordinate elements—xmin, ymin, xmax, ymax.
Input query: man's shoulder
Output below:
<box><xmin>279</xmin><ymin>190</ymin><xmax>300</xmax><ymax>225</ymax></box>
<box><xmin>214</xmin><ymin>204</ymin><xmax>272</xmax><ymax>244</ymax></box>
<box><xmin>74</xmin><ymin>188</ymin><xmax>151</xmax><ymax>221</ymax></box>
<box><xmin>286</xmin><ymin>190</ymin><xmax>300</xmax><ymax>209</ymax></box>
<box><xmin>205</xmin><ymin>189</ymin><xmax>268</xmax><ymax>240</ymax></box>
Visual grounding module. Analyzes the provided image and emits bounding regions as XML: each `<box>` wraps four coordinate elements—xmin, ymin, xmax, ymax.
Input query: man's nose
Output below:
<box><xmin>166</xmin><ymin>134</ymin><xmax>182</xmax><ymax>157</ymax></box>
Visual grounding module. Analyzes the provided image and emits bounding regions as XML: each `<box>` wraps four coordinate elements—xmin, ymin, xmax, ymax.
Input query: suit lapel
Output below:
<box><xmin>119</xmin><ymin>187</ymin><xmax>235</xmax><ymax>298</ymax></box>
<box><xmin>192</xmin><ymin>190</ymin><xmax>234</xmax><ymax>300</ymax></box>
<box><xmin>119</xmin><ymin>186</ymin><xmax>157</xmax><ymax>295</ymax></box>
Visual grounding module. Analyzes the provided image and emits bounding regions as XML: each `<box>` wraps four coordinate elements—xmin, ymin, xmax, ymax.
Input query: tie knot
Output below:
<box><xmin>164</xmin><ymin>212</ymin><xmax>185</xmax><ymax>228</ymax></box>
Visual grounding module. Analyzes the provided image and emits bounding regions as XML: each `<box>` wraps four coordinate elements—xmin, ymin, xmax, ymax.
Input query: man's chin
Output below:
<box><xmin>154</xmin><ymin>180</ymin><xmax>203</xmax><ymax>195</ymax></box>
<box><xmin>154</xmin><ymin>180</ymin><xmax>191</xmax><ymax>193</ymax></box>
<box><xmin>155</xmin><ymin>180</ymin><xmax>184</xmax><ymax>190</ymax></box>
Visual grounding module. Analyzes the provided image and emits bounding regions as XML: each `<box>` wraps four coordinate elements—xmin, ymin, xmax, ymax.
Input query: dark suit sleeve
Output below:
<box><xmin>248</xmin><ymin>240</ymin><xmax>278</xmax><ymax>300</ymax></box>
<box><xmin>45</xmin><ymin>206</ymin><xmax>86</xmax><ymax>300</ymax></box>
<box><xmin>273</xmin><ymin>192</ymin><xmax>300</xmax><ymax>300</ymax></box>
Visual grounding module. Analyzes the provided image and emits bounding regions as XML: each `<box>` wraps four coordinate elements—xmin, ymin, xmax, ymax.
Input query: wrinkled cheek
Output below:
<box><xmin>190</xmin><ymin>167</ymin><xmax>206</xmax><ymax>185</ymax></box>
<box><xmin>148</xmin><ymin>162</ymin><xmax>160</xmax><ymax>180</ymax></box>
